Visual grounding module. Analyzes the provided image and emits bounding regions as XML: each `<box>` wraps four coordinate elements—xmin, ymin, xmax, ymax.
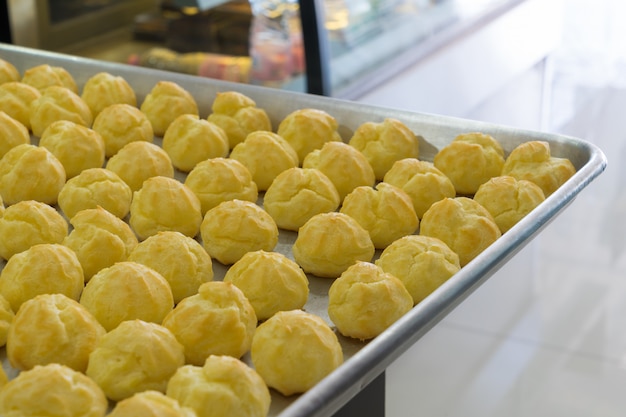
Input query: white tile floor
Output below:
<box><xmin>385</xmin><ymin>1</ymin><xmax>626</xmax><ymax>415</ymax></box>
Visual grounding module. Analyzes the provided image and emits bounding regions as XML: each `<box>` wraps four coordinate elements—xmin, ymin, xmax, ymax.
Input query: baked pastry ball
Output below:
<box><xmin>200</xmin><ymin>199</ymin><xmax>278</xmax><ymax>265</ymax></box>
<box><xmin>263</xmin><ymin>167</ymin><xmax>340</xmax><ymax>231</ymax></box>
<box><xmin>0</xmin><ymin>243</ymin><xmax>83</xmax><ymax>312</ymax></box>
<box><xmin>383</xmin><ymin>158</ymin><xmax>456</xmax><ymax>218</ymax></box>
<box><xmin>293</xmin><ymin>212</ymin><xmax>375</xmax><ymax>278</ymax></box>
<box><xmin>0</xmin><ymin>294</ymin><xmax>15</xmax><ymax>347</ymax></box>
<box><xmin>276</xmin><ymin>108</ymin><xmax>342</xmax><ymax>162</ymax></box>
<box><xmin>106</xmin><ymin>141</ymin><xmax>174</xmax><ymax>192</ymax></box>
<box><xmin>86</xmin><ymin>319</ymin><xmax>185</xmax><ymax>402</ymax></box>
<box><xmin>501</xmin><ymin>140</ymin><xmax>576</xmax><ymax>197</ymax></box>
<box><xmin>375</xmin><ymin>235</ymin><xmax>460</xmax><ymax>305</ymax></box>
<box><xmin>39</xmin><ymin>120</ymin><xmax>105</xmax><ymax>178</ymax></box>
<box><xmin>79</xmin><ymin>261</ymin><xmax>174</xmax><ymax>331</ymax></box>
<box><xmin>130</xmin><ymin>176</ymin><xmax>202</xmax><ymax>240</ymax></box>
<box><xmin>229</xmin><ymin>130</ymin><xmax>299</xmax><ymax>191</ymax></box>
<box><xmin>0</xmin><ymin>110</ymin><xmax>30</xmax><ymax>158</ymax></box>
<box><xmin>163</xmin><ymin>114</ymin><xmax>229</xmax><ymax>172</ymax></box>
<box><xmin>207</xmin><ymin>90</ymin><xmax>272</xmax><ymax>149</ymax></box>
<box><xmin>0</xmin><ymin>200</ymin><xmax>68</xmax><ymax>260</ymax></box>
<box><xmin>0</xmin><ymin>143</ymin><xmax>66</xmax><ymax>205</ymax></box>
<box><xmin>224</xmin><ymin>250</ymin><xmax>309</xmax><ymax>321</ymax></box>
<box><xmin>340</xmin><ymin>183</ymin><xmax>419</xmax><ymax>249</ymax></box>
<box><xmin>0</xmin><ymin>363</ymin><xmax>108</xmax><ymax>417</ymax></box>
<box><xmin>420</xmin><ymin>197</ymin><xmax>501</xmax><ymax>266</ymax></box>
<box><xmin>58</xmin><ymin>167</ymin><xmax>133</xmax><ymax>219</ymax></box>
<box><xmin>63</xmin><ymin>206</ymin><xmax>139</xmax><ymax>281</ymax></box>
<box><xmin>184</xmin><ymin>157</ymin><xmax>258</xmax><ymax>214</ymax></box>
<box><xmin>328</xmin><ymin>261</ymin><xmax>412</xmax><ymax>340</ymax></box>
<box><xmin>348</xmin><ymin>118</ymin><xmax>419</xmax><ymax>180</ymax></box>
<box><xmin>0</xmin><ymin>58</ymin><xmax>20</xmax><ymax>84</ymax></box>
<box><xmin>162</xmin><ymin>281</ymin><xmax>257</xmax><ymax>365</ymax></box>
<box><xmin>0</xmin><ymin>81</ymin><xmax>41</xmax><ymax>130</ymax></box>
<box><xmin>128</xmin><ymin>231</ymin><xmax>214</xmax><ymax>303</ymax></box>
<box><xmin>166</xmin><ymin>355</ymin><xmax>271</xmax><ymax>417</ymax></box>
<box><xmin>433</xmin><ymin>132</ymin><xmax>505</xmax><ymax>195</ymax></box>
<box><xmin>302</xmin><ymin>141</ymin><xmax>375</xmax><ymax>201</ymax></box>
<box><xmin>108</xmin><ymin>391</ymin><xmax>196</xmax><ymax>417</ymax></box>
<box><xmin>251</xmin><ymin>309</ymin><xmax>343</xmax><ymax>396</ymax></box>
<box><xmin>21</xmin><ymin>64</ymin><xmax>78</xmax><ymax>93</ymax></box>
<box><xmin>92</xmin><ymin>103</ymin><xmax>154</xmax><ymax>157</ymax></box>
<box><xmin>29</xmin><ymin>85</ymin><xmax>93</xmax><ymax>138</ymax></box>
<box><xmin>474</xmin><ymin>175</ymin><xmax>546</xmax><ymax>233</ymax></box>
<box><xmin>140</xmin><ymin>80</ymin><xmax>199</xmax><ymax>136</ymax></box>
<box><xmin>81</xmin><ymin>71</ymin><xmax>137</xmax><ymax>117</ymax></box>
<box><xmin>7</xmin><ymin>293</ymin><xmax>105</xmax><ymax>372</ymax></box>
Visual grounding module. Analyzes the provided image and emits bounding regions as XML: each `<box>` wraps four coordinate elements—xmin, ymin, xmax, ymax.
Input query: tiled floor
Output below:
<box><xmin>385</xmin><ymin>1</ymin><xmax>625</xmax><ymax>415</ymax></box>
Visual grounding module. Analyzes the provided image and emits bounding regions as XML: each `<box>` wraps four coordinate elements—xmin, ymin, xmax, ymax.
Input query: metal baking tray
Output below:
<box><xmin>0</xmin><ymin>44</ymin><xmax>607</xmax><ymax>416</ymax></box>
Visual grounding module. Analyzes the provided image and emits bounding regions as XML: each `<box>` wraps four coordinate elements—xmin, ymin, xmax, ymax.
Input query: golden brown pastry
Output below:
<box><xmin>0</xmin><ymin>243</ymin><xmax>84</xmax><ymax>312</ymax></box>
<box><xmin>383</xmin><ymin>158</ymin><xmax>456</xmax><ymax>218</ymax></box>
<box><xmin>58</xmin><ymin>167</ymin><xmax>133</xmax><ymax>219</ymax></box>
<box><xmin>263</xmin><ymin>167</ymin><xmax>340</xmax><ymax>231</ymax></box>
<box><xmin>501</xmin><ymin>140</ymin><xmax>576</xmax><ymax>196</ymax></box>
<box><xmin>0</xmin><ymin>110</ymin><xmax>30</xmax><ymax>158</ymax></box>
<box><xmin>339</xmin><ymin>183</ymin><xmax>419</xmax><ymax>249</ymax></box>
<box><xmin>0</xmin><ymin>363</ymin><xmax>108</xmax><ymax>417</ymax></box>
<box><xmin>433</xmin><ymin>132</ymin><xmax>505</xmax><ymax>195</ymax></box>
<box><xmin>129</xmin><ymin>176</ymin><xmax>203</xmax><ymax>240</ymax></box>
<box><xmin>63</xmin><ymin>206</ymin><xmax>139</xmax><ymax>281</ymax></box>
<box><xmin>200</xmin><ymin>199</ymin><xmax>278</xmax><ymax>265</ymax></box>
<box><xmin>223</xmin><ymin>250</ymin><xmax>309</xmax><ymax>321</ymax></box>
<box><xmin>348</xmin><ymin>118</ymin><xmax>419</xmax><ymax>180</ymax></box>
<box><xmin>21</xmin><ymin>64</ymin><xmax>78</xmax><ymax>93</ymax></box>
<box><xmin>184</xmin><ymin>157</ymin><xmax>258</xmax><ymax>215</ymax></box>
<box><xmin>277</xmin><ymin>108</ymin><xmax>342</xmax><ymax>162</ymax></box>
<box><xmin>0</xmin><ymin>143</ymin><xmax>66</xmax><ymax>205</ymax></box>
<box><xmin>251</xmin><ymin>309</ymin><xmax>343</xmax><ymax>396</ymax></box>
<box><xmin>108</xmin><ymin>390</ymin><xmax>197</xmax><ymax>417</ymax></box>
<box><xmin>140</xmin><ymin>80</ymin><xmax>199</xmax><ymax>136</ymax></box>
<box><xmin>166</xmin><ymin>355</ymin><xmax>271</xmax><ymax>417</ymax></box>
<box><xmin>375</xmin><ymin>235</ymin><xmax>460</xmax><ymax>304</ymax></box>
<box><xmin>162</xmin><ymin>281</ymin><xmax>257</xmax><ymax>365</ymax></box>
<box><xmin>86</xmin><ymin>319</ymin><xmax>185</xmax><ymax>402</ymax></box>
<box><xmin>79</xmin><ymin>261</ymin><xmax>174</xmax><ymax>331</ymax></box>
<box><xmin>229</xmin><ymin>130</ymin><xmax>299</xmax><ymax>191</ymax></box>
<box><xmin>92</xmin><ymin>103</ymin><xmax>154</xmax><ymax>157</ymax></box>
<box><xmin>473</xmin><ymin>175</ymin><xmax>546</xmax><ymax>233</ymax></box>
<box><xmin>128</xmin><ymin>231</ymin><xmax>214</xmax><ymax>303</ymax></box>
<box><xmin>0</xmin><ymin>294</ymin><xmax>15</xmax><ymax>347</ymax></box>
<box><xmin>106</xmin><ymin>141</ymin><xmax>174</xmax><ymax>192</ymax></box>
<box><xmin>328</xmin><ymin>261</ymin><xmax>412</xmax><ymax>340</ymax></box>
<box><xmin>81</xmin><ymin>71</ymin><xmax>137</xmax><ymax>117</ymax></box>
<box><xmin>302</xmin><ymin>141</ymin><xmax>376</xmax><ymax>201</ymax></box>
<box><xmin>0</xmin><ymin>199</ymin><xmax>68</xmax><ymax>260</ymax></box>
<box><xmin>29</xmin><ymin>85</ymin><xmax>93</xmax><ymax>137</ymax></box>
<box><xmin>39</xmin><ymin>120</ymin><xmax>105</xmax><ymax>178</ymax></box>
<box><xmin>420</xmin><ymin>197</ymin><xmax>501</xmax><ymax>266</ymax></box>
<box><xmin>0</xmin><ymin>58</ymin><xmax>20</xmax><ymax>84</ymax></box>
<box><xmin>0</xmin><ymin>81</ymin><xmax>41</xmax><ymax>130</ymax></box>
<box><xmin>207</xmin><ymin>90</ymin><xmax>272</xmax><ymax>149</ymax></box>
<box><xmin>6</xmin><ymin>293</ymin><xmax>105</xmax><ymax>372</ymax></box>
<box><xmin>162</xmin><ymin>114</ymin><xmax>229</xmax><ymax>172</ymax></box>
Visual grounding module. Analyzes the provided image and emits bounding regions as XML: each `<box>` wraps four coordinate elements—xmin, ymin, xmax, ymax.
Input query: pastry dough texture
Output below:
<box><xmin>21</xmin><ymin>64</ymin><xmax>78</xmax><ymax>93</ymax></box>
<box><xmin>276</xmin><ymin>108</ymin><xmax>342</xmax><ymax>162</ymax></box>
<box><xmin>0</xmin><ymin>58</ymin><xmax>20</xmax><ymax>84</ymax></box>
<box><xmin>166</xmin><ymin>355</ymin><xmax>271</xmax><ymax>417</ymax></box>
<box><xmin>0</xmin><ymin>82</ymin><xmax>40</xmax><ymax>131</ymax></box>
<box><xmin>80</xmin><ymin>71</ymin><xmax>137</xmax><ymax>117</ymax></box>
<box><xmin>106</xmin><ymin>141</ymin><xmax>174</xmax><ymax>192</ymax></box>
<box><xmin>108</xmin><ymin>390</ymin><xmax>196</xmax><ymax>417</ymax></box>
<box><xmin>92</xmin><ymin>103</ymin><xmax>154</xmax><ymax>157</ymax></box>
<box><xmin>86</xmin><ymin>319</ymin><xmax>185</xmax><ymax>402</ymax></box>
<box><xmin>0</xmin><ymin>110</ymin><xmax>30</xmax><ymax>158</ymax></box>
<box><xmin>0</xmin><ymin>294</ymin><xmax>15</xmax><ymax>347</ymax></box>
<box><xmin>0</xmin><ymin>363</ymin><xmax>108</xmax><ymax>417</ymax></box>
<box><xmin>328</xmin><ymin>261</ymin><xmax>413</xmax><ymax>340</ymax></box>
<box><xmin>140</xmin><ymin>80</ymin><xmax>199</xmax><ymax>136</ymax></box>
<box><xmin>29</xmin><ymin>85</ymin><xmax>93</xmax><ymax>138</ymax></box>
<box><xmin>162</xmin><ymin>281</ymin><xmax>257</xmax><ymax>365</ymax></box>
<box><xmin>375</xmin><ymin>235</ymin><xmax>460</xmax><ymax>305</ymax></box>
<box><xmin>6</xmin><ymin>293</ymin><xmax>105</xmax><ymax>372</ymax></box>
<box><xmin>251</xmin><ymin>309</ymin><xmax>343</xmax><ymax>396</ymax></box>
